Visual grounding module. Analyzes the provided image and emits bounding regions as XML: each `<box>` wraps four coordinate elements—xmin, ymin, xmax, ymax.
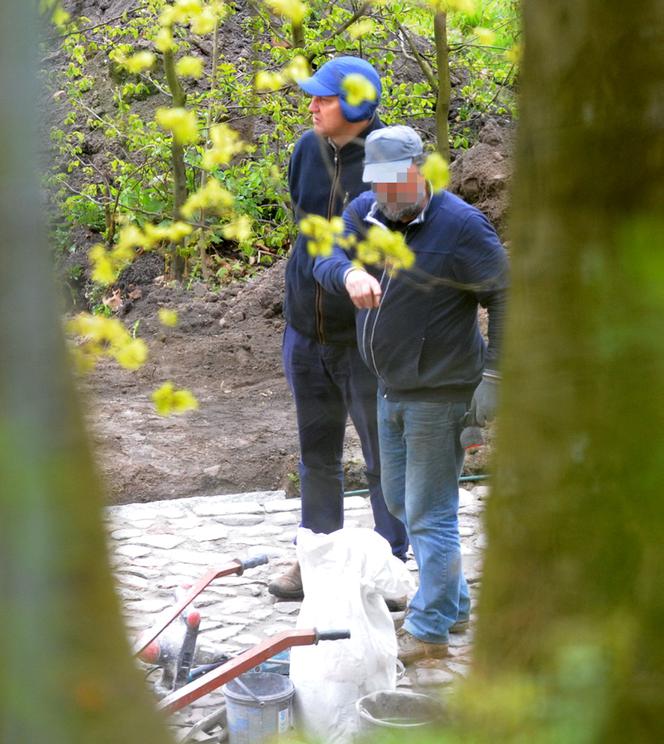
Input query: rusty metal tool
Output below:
<box><xmin>132</xmin><ymin>554</ymin><xmax>268</xmax><ymax>657</ymax></box>
<box><xmin>158</xmin><ymin>627</ymin><xmax>351</xmax><ymax>714</ymax></box>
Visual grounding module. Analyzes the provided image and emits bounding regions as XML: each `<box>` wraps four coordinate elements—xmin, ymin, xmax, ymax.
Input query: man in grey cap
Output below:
<box><xmin>269</xmin><ymin>59</ymin><xmax>408</xmax><ymax>600</ymax></box>
<box><xmin>314</xmin><ymin>125</ymin><xmax>509</xmax><ymax>663</ymax></box>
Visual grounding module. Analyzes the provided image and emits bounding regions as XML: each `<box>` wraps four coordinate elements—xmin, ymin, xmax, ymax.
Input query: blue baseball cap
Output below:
<box><xmin>362</xmin><ymin>126</ymin><xmax>424</xmax><ymax>183</ymax></box>
<box><xmin>298</xmin><ymin>57</ymin><xmax>381</xmax><ymax>122</ymax></box>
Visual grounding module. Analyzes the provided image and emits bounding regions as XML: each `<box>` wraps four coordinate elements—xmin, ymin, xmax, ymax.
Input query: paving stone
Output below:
<box><xmin>230</xmin><ymin>543</ymin><xmax>290</xmax><ymax>559</ymax></box>
<box><xmin>233</xmin><ymin>633</ymin><xmax>263</xmax><ymax>646</ymax></box>
<box><xmin>458</xmin><ymin>488</ymin><xmax>475</xmax><ymax>507</ymax></box>
<box><xmin>135</xmin><ymin>533</ymin><xmax>187</xmax><ymax>550</ymax></box>
<box><xmin>162</xmin><ymin>516</ymin><xmax>204</xmax><ymax>530</ymax></box>
<box><xmin>199</xmin><ymin>624</ymin><xmax>247</xmax><ymax>640</ymax></box>
<box><xmin>158</xmin><ymin>575</ymin><xmax>208</xmax><ymax>591</ymax></box>
<box><xmin>115</xmin><ymin>588</ymin><xmax>146</xmax><ymax>602</ymax></box>
<box><xmin>191</xmin><ymin>501</ymin><xmax>265</xmax><ymax>517</ymax></box>
<box><xmin>109</xmin><ymin>528</ymin><xmax>143</xmax><ymax>540</ymax></box>
<box><xmin>115</xmin><ymin>544</ymin><xmax>152</xmax><ymax>559</ymax></box>
<box><xmin>210</xmin><ymin>596</ymin><xmax>261</xmax><ymax>614</ymax></box>
<box><xmin>112</xmin><ymin>572</ymin><xmax>151</xmax><ymax>590</ymax></box>
<box><xmin>275</xmin><ymin>602</ymin><xmax>301</xmax><ymax>614</ymax></box>
<box><xmin>237</xmin><ymin>523</ymin><xmax>286</xmax><ymax>537</ymax></box>
<box><xmin>263</xmin><ymin>500</ymin><xmax>303</xmax><ymax>513</ymax></box>
<box><xmin>216</xmin><ymin>514</ymin><xmax>266</xmax><ymax>527</ymax></box>
<box><xmin>449</xmin><ymin>632</ymin><xmax>472</xmax><ymax>648</ymax></box>
<box><xmin>262</xmin><ymin>624</ymin><xmax>296</xmax><ymax>636</ymax></box>
<box><xmin>163</xmin><ymin>550</ymin><xmax>235</xmax><ymax>567</ymax></box>
<box><xmin>128</xmin><ymin>597</ymin><xmax>173</xmax><ymax>614</ymax></box>
<box><xmin>268</xmin><ymin>512</ymin><xmax>300</xmax><ymax>526</ymax></box>
<box><xmin>182</xmin><ymin>524</ymin><xmax>230</xmax><ymax>542</ymax></box>
<box><xmin>473</xmin><ymin>485</ymin><xmax>491</xmax><ymax>500</ymax></box>
<box><xmin>459</xmin><ymin>503</ymin><xmax>484</xmax><ymax>516</ymax></box>
<box><xmin>447</xmin><ymin>661</ymin><xmax>471</xmax><ymax>677</ymax></box>
<box><xmin>414</xmin><ymin>666</ymin><xmax>457</xmax><ymax>686</ymax></box>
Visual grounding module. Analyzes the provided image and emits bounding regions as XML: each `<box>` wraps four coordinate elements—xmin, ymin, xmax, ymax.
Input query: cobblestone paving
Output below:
<box><xmin>106</xmin><ymin>485</ymin><xmax>488</xmax><ymax>740</ymax></box>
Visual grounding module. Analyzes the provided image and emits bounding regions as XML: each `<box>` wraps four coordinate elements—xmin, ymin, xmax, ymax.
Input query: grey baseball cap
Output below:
<box><xmin>362</xmin><ymin>125</ymin><xmax>423</xmax><ymax>183</ymax></box>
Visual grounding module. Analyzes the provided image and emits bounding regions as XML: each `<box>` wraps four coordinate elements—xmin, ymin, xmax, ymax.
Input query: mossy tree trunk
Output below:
<box><xmin>474</xmin><ymin>0</ymin><xmax>664</xmax><ymax>738</ymax></box>
<box><xmin>0</xmin><ymin>4</ymin><xmax>173</xmax><ymax>741</ymax></box>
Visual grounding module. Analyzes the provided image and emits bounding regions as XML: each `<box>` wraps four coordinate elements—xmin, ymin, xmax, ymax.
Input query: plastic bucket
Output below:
<box><xmin>356</xmin><ymin>690</ymin><xmax>443</xmax><ymax>734</ymax></box>
<box><xmin>223</xmin><ymin>671</ymin><xmax>295</xmax><ymax>744</ymax></box>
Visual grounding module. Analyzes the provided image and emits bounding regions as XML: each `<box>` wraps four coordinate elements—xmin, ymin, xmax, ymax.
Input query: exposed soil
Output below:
<box><xmin>79</xmin><ymin>123</ymin><xmax>511</xmax><ymax>505</ymax></box>
<box><xmin>82</xmin><ymin>258</ymin><xmax>299</xmax><ymax>504</ymax></box>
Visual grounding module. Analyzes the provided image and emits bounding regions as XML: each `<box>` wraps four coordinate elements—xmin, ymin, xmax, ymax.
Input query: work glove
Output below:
<box><xmin>460</xmin><ymin>409</ymin><xmax>484</xmax><ymax>452</ymax></box>
<box><xmin>460</xmin><ymin>370</ymin><xmax>500</xmax><ymax>452</ymax></box>
<box><xmin>468</xmin><ymin>369</ymin><xmax>500</xmax><ymax>426</ymax></box>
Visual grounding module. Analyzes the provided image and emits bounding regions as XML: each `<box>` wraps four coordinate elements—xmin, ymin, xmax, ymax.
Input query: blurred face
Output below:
<box><xmin>372</xmin><ymin>164</ymin><xmax>427</xmax><ymax>221</ymax></box>
<box><xmin>308</xmin><ymin>95</ymin><xmax>349</xmax><ymax>139</ymax></box>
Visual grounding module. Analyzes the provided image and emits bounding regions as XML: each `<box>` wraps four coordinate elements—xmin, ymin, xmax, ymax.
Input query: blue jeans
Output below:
<box><xmin>283</xmin><ymin>325</ymin><xmax>408</xmax><ymax>558</ymax></box>
<box><xmin>378</xmin><ymin>395</ymin><xmax>471</xmax><ymax>642</ymax></box>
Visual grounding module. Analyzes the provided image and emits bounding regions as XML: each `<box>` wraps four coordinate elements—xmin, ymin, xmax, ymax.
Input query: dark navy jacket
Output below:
<box><xmin>313</xmin><ymin>190</ymin><xmax>509</xmax><ymax>402</ymax></box>
<box><xmin>284</xmin><ymin>117</ymin><xmax>384</xmax><ymax>345</ymax></box>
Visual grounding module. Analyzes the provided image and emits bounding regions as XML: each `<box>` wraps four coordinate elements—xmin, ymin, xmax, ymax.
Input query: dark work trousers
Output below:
<box><xmin>283</xmin><ymin>324</ymin><xmax>408</xmax><ymax>559</ymax></box>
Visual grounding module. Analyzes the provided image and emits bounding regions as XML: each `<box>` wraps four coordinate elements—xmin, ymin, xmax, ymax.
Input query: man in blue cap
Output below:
<box><xmin>314</xmin><ymin>125</ymin><xmax>509</xmax><ymax>663</ymax></box>
<box><xmin>268</xmin><ymin>57</ymin><xmax>408</xmax><ymax>600</ymax></box>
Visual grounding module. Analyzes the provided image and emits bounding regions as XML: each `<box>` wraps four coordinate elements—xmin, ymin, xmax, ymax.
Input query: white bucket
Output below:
<box><xmin>356</xmin><ymin>689</ymin><xmax>443</xmax><ymax>734</ymax></box>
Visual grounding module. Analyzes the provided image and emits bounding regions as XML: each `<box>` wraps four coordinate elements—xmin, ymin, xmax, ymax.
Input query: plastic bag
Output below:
<box><xmin>290</xmin><ymin>527</ymin><xmax>415</xmax><ymax>744</ymax></box>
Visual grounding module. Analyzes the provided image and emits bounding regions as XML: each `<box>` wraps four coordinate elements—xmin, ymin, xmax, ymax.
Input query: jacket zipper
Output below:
<box><xmin>362</xmin><ymin>225</ymin><xmax>415</xmax><ymax>385</ymax></box>
<box><xmin>362</xmin><ymin>268</ymin><xmax>390</xmax><ymax>381</ymax></box>
<box><xmin>315</xmin><ymin>145</ymin><xmax>341</xmax><ymax>344</ymax></box>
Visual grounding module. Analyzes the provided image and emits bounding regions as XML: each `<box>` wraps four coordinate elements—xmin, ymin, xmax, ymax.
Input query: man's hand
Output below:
<box><xmin>460</xmin><ymin>410</ymin><xmax>484</xmax><ymax>452</ymax></box>
<box><xmin>468</xmin><ymin>370</ymin><xmax>500</xmax><ymax>426</ymax></box>
<box><xmin>344</xmin><ymin>267</ymin><xmax>382</xmax><ymax>309</ymax></box>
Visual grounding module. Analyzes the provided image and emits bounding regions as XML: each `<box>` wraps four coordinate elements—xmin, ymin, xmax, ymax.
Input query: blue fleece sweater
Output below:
<box><xmin>313</xmin><ymin>189</ymin><xmax>509</xmax><ymax>401</ymax></box>
<box><xmin>284</xmin><ymin>117</ymin><xmax>383</xmax><ymax>345</ymax></box>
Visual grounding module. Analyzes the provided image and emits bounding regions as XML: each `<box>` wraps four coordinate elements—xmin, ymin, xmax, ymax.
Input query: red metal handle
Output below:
<box><xmin>132</xmin><ymin>560</ymin><xmax>245</xmax><ymax>657</ymax></box>
<box><xmin>157</xmin><ymin>628</ymin><xmax>320</xmax><ymax>714</ymax></box>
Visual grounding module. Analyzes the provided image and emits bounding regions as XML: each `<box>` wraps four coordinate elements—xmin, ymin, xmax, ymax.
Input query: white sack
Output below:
<box><xmin>290</xmin><ymin>527</ymin><xmax>415</xmax><ymax>744</ymax></box>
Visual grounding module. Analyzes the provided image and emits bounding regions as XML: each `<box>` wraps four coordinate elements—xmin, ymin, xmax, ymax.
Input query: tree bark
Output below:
<box><xmin>434</xmin><ymin>11</ymin><xmax>451</xmax><ymax>161</ymax></box>
<box><xmin>164</xmin><ymin>47</ymin><xmax>188</xmax><ymax>280</ymax></box>
<box><xmin>0</xmin><ymin>4</ymin><xmax>173</xmax><ymax>742</ymax></box>
<box><xmin>474</xmin><ymin>0</ymin><xmax>664</xmax><ymax>738</ymax></box>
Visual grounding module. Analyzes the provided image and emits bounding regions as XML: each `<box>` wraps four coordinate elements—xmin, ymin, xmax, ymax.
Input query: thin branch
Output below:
<box><xmin>245</xmin><ymin>0</ymin><xmax>293</xmax><ymax>48</ymax></box>
<box><xmin>395</xmin><ymin>21</ymin><xmax>438</xmax><ymax>95</ymax></box>
<box><xmin>449</xmin><ymin>42</ymin><xmax>511</xmax><ymax>52</ymax></box>
<box><xmin>54</xmin><ymin>177</ymin><xmax>108</xmax><ymax>207</ymax></box>
<box><xmin>322</xmin><ymin>2</ymin><xmax>371</xmax><ymax>43</ymax></box>
<box><xmin>45</xmin><ymin>8</ymin><xmax>144</xmax><ymax>44</ymax></box>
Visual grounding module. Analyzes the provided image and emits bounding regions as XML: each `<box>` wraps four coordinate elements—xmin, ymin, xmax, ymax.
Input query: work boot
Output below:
<box><xmin>392</xmin><ymin>612</ymin><xmax>468</xmax><ymax>633</ymax></box>
<box><xmin>450</xmin><ymin>617</ymin><xmax>469</xmax><ymax>634</ymax></box>
<box><xmin>391</xmin><ymin>610</ymin><xmax>407</xmax><ymax>631</ymax></box>
<box><xmin>267</xmin><ymin>562</ymin><xmax>303</xmax><ymax>600</ymax></box>
<box><xmin>384</xmin><ymin>595</ymin><xmax>407</xmax><ymax>612</ymax></box>
<box><xmin>396</xmin><ymin>627</ymin><xmax>449</xmax><ymax>665</ymax></box>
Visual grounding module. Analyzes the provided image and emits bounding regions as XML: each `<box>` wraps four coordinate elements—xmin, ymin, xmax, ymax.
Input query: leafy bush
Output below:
<box><xmin>45</xmin><ymin>0</ymin><xmax>519</xmax><ymax>286</ymax></box>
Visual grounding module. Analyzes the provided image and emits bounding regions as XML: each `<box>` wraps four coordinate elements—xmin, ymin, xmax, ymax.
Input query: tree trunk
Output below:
<box><xmin>434</xmin><ymin>11</ymin><xmax>450</xmax><ymax>161</ymax></box>
<box><xmin>474</xmin><ymin>0</ymin><xmax>664</xmax><ymax>738</ymax></box>
<box><xmin>164</xmin><ymin>48</ymin><xmax>188</xmax><ymax>280</ymax></box>
<box><xmin>292</xmin><ymin>22</ymin><xmax>304</xmax><ymax>49</ymax></box>
<box><xmin>0</xmin><ymin>4</ymin><xmax>173</xmax><ymax>742</ymax></box>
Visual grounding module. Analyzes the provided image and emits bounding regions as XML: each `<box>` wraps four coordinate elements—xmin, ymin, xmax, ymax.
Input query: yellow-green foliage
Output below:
<box><xmin>151</xmin><ymin>381</ymin><xmax>200</xmax><ymax>415</ymax></box>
